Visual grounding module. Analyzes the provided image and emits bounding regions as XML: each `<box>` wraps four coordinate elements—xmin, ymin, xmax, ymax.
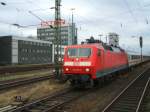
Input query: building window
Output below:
<box><xmin>25</xmin><ymin>49</ymin><xmax>27</xmax><ymax>52</ymax></box>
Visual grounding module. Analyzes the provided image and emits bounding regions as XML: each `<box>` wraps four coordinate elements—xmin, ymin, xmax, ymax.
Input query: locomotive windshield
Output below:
<box><xmin>67</xmin><ymin>48</ymin><xmax>91</xmax><ymax>58</ymax></box>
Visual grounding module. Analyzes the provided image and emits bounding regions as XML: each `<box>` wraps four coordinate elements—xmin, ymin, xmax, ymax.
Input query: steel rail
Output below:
<box><xmin>102</xmin><ymin>67</ymin><xmax>150</xmax><ymax>112</ymax></box>
<box><xmin>0</xmin><ymin>105</ymin><xmax>17</xmax><ymax>112</ymax></box>
<box><xmin>0</xmin><ymin>64</ymin><xmax>62</xmax><ymax>74</ymax></box>
<box><xmin>9</xmin><ymin>88</ymin><xmax>73</xmax><ymax>112</ymax></box>
<box><xmin>136</xmin><ymin>77</ymin><xmax>150</xmax><ymax>112</ymax></box>
<box><xmin>9</xmin><ymin>88</ymin><xmax>92</xmax><ymax>112</ymax></box>
<box><xmin>41</xmin><ymin>91</ymin><xmax>84</xmax><ymax>112</ymax></box>
<box><xmin>0</xmin><ymin>75</ymin><xmax>53</xmax><ymax>91</ymax></box>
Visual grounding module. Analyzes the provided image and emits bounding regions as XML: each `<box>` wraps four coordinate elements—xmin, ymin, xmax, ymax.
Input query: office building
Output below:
<box><xmin>37</xmin><ymin>20</ymin><xmax>78</xmax><ymax>45</ymax></box>
<box><xmin>0</xmin><ymin>36</ymin><xmax>53</xmax><ymax>65</ymax></box>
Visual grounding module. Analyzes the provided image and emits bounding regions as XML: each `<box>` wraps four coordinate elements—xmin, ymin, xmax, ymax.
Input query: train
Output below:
<box><xmin>63</xmin><ymin>38</ymin><xmax>129</xmax><ymax>87</ymax></box>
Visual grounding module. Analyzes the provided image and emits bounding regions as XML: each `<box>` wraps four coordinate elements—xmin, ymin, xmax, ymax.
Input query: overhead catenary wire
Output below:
<box><xmin>123</xmin><ymin>0</ymin><xmax>138</xmax><ymax>24</ymax></box>
<box><xmin>136</xmin><ymin>0</ymin><xmax>149</xmax><ymax>24</ymax></box>
<box><xmin>28</xmin><ymin>11</ymin><xmax>53</xmax><ymax>28</ymax></box>
<box><xmin>1</xmin><ymin>0</ymin><xmax>150</xmax><ymax>28</ymax></box>
<box><xmin>1</xmin><ymin>1</ymin><xmax>150</xmax><ymax>38</ymax></box>
<box><xmin>0</xmin><ymin>20</ymin><xmax>40</xmax><ymax>28</ymax></box>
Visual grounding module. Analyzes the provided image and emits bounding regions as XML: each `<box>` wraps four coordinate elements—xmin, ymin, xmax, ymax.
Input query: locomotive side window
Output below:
<box><xmin>97</xmin><ymin>49</ymin><xmax>101</xmax><ymax>56</ymax></box>
<box><xmin>67</xmin><ymin>48</ymin><xmax>91</xmax><ymax>58</ymax></box>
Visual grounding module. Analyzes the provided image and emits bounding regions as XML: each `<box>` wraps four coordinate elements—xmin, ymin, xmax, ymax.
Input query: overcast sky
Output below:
<box><xmin>0</xmin><ymin>0</ymin><xmax>150</xmax><ymax>55</ymax></box>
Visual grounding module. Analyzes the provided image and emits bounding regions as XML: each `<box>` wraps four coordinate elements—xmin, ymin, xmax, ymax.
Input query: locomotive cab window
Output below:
<box><xmin>67</xmin><ymin>48</ymin><xmax>77</xmax><ymax>57</ymax></box>
<box><xmin>67</xmin><ymin>48</ymin><xmax>91</xmax><ymax>58</ymax></box>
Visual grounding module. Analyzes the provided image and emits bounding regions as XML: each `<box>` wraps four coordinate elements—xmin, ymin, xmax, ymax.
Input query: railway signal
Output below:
<box><xmin>139</xmin><ymin>36</ymin><xmax>143</xmax><ymax>61</ymax></box>
<box><xmin>0</xmin><ymin>2</ymin><xmax>6</xmax><ymax>6</ymax></box>
<box><xmin>139</xmin><ymin>36</ymin><xmax>143</xmax><ymax>48</ymax></box>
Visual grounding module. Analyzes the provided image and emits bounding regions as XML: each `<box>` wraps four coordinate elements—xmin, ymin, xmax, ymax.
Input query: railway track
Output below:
<box><xmin>0</xmin><ymin>75</ymin><xmax>54</xmax><ymax>91</ymax></box>
<box><xmin>0</xmin><ymin>64</ymin><xmax>61</xmax><ymax>74</ymax></box>
<box><xmin>7</xmin><ymin>88</ymin><xmax>90</xmax><ymax>112</ymax></box>
<box><xmin>102</xmin><ymin>68</ymin><xmax>150</xmax><ymax>112</ymax></box>
<box><xmin>0</xmin><ymin>59</ymin><xmax>148</xmax><ymax>75</ymax></box>
<box><xmin>138</xmin><ymin>78</ymin><xmax>150</xmax><ymax>112</ymax></box>
<box><xmin>8</xmin><ymin>62</ymin><xmax>149</xmax><ymax>112</ymax></box>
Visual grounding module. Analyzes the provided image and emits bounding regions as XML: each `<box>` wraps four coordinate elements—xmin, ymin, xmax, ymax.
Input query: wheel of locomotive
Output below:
<box><xmin>69</xmin><ymin>79</ymin><xmax>76</xmax><ymax>86</ymax></box>
<box><xmin>69</xmin><ymin>79</ymin><xmax>84</xmax><ymax>88</ymax></box>
<box><xmin>112</xmin><ymin>73</ymin><xmax>118</xmax><ymax>80</ymax></box>
<box><xmin>96</xmin><ymin>77</ymin><xmax>104</xmax><ymax>87</ymax></box>
<box><xmin>93</xmin><ymin>79</ymin><xmax>99</xmax><ymax>86</ymax></box>
<box><xmin>94</xmin><ymin>79</ymin><xmax>103</xmax><ymax>87</ymax></box>
<box><xmin>87</xmin><ymin>79</ymin><xmax>95</xmax><ymax>88</ymax></box>
<box><xmin>103</xmin><ymin>76</ymin><xmax>110</xmax><ymax>84</ymax></box>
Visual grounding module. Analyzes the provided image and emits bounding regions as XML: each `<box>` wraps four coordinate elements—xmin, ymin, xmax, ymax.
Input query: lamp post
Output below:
<box><xmin>71</xmin><ymin>8</ymin><xmax>75</xmax><ymax>45</ymax></box>
<box><xmin>98</xmin><ymin>34</ymin><xmax>103</xmax><ymax>41</ymax></box>
<box><xmin>105</xmin><ymin>35</ymin><xmax>108</xmax><ymax>44</ymax></box>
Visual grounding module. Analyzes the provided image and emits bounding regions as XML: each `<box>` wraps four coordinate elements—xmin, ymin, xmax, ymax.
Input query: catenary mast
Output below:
<box><xmin>54</xmin><ymin>0</ymin><xmax>62</xmax><ymax>78</ymax></box>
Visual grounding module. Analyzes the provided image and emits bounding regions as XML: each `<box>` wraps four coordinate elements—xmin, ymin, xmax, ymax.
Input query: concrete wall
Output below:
<box><xmin>0</xmin><ymin>36</ymin><xmax>12</xmax><ymax>65</ymax></box>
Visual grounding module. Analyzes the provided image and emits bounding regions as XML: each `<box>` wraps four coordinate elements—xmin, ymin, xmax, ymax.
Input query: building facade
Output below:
<box><xmin>108</xmin><ymin>33</ymin><xmax>119</xmax><ymax>46</ymax></box>
<box><xmin>37</xmin><ymin>22</ymin><xmax>78</xmax><ymax>45</ymax></box>
<box><xmin>0</xmin><ymin>36</ymin><xmax>53</xmax><ymax>65</ymax></box>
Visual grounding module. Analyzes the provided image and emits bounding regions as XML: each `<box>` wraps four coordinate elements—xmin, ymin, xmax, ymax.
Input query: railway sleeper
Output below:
<box><xmin>113</xmin><ymin>103</ymin><xmax>138</xmax><ymax>109</ymax></box>
<box><xmin>110</xmin><ymin>107</ymin><xmax>136</xmax><ymax>112</ymax></box>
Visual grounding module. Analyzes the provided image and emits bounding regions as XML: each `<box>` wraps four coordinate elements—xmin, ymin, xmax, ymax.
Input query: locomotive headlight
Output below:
<box><xmin>52</xmin><ymin>69</ymin><xmax>56</xmax><ymax>73</ymax></box>
<box><xmin>65</xmin><ymin>68</ymin><xmax>69</xmax><ymax>71</ymax></box>
<box><xmin>85</xmin><ymin>68</ymin><xmax>90</xmax><ymax>72</ymax></box>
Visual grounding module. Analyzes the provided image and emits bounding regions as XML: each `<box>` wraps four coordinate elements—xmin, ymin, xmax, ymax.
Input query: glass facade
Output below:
<box><xmin>37</xmin><ymin>23</ymin><xmax>77</xmax><ymax>45</ymax></box>
<box><xmin>18</xmin><ymin>40</ymin><xmax>52</xmax><ymax>64</ymax></box>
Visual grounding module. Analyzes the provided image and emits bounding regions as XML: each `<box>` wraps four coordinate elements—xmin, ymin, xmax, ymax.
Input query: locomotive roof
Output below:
<box><xmin>66</xmin><ymin>43</ymin><xmax>125</xmax><ymax>53</ymax></box>
<box><xmin>66</xmin><ymin>43</ymin><xmax>103</xmax><ymax>49</ymax></box>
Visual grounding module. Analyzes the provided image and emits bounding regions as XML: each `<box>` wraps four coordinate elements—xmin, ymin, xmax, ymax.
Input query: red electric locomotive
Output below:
<box><xmin>63</xmin><ymin>40</ymin><xmax>128</xmax><ymax>87</ymax></box>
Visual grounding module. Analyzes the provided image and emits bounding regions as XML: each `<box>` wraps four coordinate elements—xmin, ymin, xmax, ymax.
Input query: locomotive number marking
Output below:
<box><xmin>74</xmin><ymin>62</ymin><xmax>79</xmax><ymax>66</ymax></box>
